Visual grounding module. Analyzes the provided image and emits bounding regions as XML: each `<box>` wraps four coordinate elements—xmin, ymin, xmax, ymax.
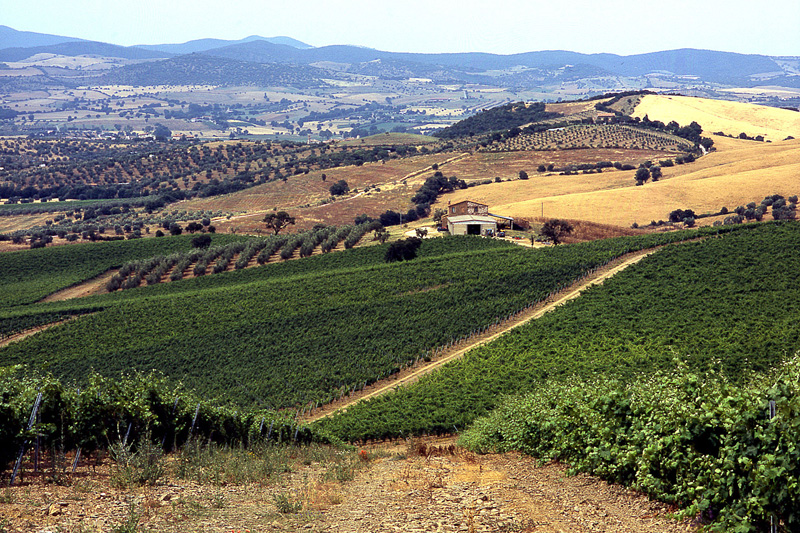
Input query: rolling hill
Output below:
<box><xmin>97</xmin><ymin>53</ymin><xmax>326</xmax><ymax>87</ymax></box>
<box><xmin>0</xmin><ymin>25</ymin><xmax>84</xmax><ymax>49</ymax></box>
<box><xmin>442</xmin><ymin>136</ymin><xmax>800</xmax><ymax>227</ymax></box>
<box><xmin>631</xmin><ymin>94</ymin><xmax>800</xmax><ymax>141</ymax></box>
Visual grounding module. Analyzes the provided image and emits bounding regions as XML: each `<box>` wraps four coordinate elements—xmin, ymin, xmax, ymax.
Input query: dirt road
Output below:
<box><xmin>305</xmin><ymin>247</ymin><xmax>656</xmax><ymax>422</ymax></box>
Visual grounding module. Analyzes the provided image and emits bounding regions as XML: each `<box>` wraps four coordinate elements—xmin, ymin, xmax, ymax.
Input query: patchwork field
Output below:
<box><xmin>631</xmin><ymin>94</ymin><xmax>800</xmax><ymax>141</ymax></box>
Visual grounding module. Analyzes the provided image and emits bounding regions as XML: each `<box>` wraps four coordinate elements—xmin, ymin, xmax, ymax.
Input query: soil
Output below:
<box><xmin>0</xmin><ymin>438</ymin><xmax>700</xmax><ymax>533</ymax></box>
<box><xmin>39</xmin><ymin>271</ymin><xmax>116</xmax><ymax>303</ymax></box>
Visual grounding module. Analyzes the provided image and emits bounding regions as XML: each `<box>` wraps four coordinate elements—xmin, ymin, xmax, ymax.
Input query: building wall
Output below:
<box><xmin>449</xmin><ymin>201</ymin><xmax>489</xmax><ymax>216</ymax></box>
<box><xmin>448</xmin><ymin>221</ymin><xmax>497</xmax><ymax>236</ymax></box>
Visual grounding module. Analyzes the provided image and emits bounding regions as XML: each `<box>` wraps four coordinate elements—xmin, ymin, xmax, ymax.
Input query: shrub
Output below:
<box><xmin>191</xmin><ymin>234</ymin><xmax>212</xmax><ymax>248</ymax></box>
<box><xmin>385</xmin><ymin>237</ymin><xmax>422</xmax><ymax>262</ymax></box>
<box><xmin>109</xmin><ymin>433</ymin><xmax>165</xmax><ymax>488</ymax></box>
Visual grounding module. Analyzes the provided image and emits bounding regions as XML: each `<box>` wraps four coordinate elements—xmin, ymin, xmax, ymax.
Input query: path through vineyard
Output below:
<box><xmin>305</xmin><ymin>247</ymin><xmax>658</xmax><ymax>423</ymax></box>
<box><xmin>0</xmin><ymin>436</ymin><xmax>698</xmax><ymax>532</ymax></box>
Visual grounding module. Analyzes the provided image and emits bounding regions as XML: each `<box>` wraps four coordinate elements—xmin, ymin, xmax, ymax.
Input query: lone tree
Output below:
<box><xmin>649</xmin><ymin>165</ymin><xmax>662</xmax><ymax>182</ymax></box>
<box><xmin>263</xmin><ymin>211</ymin><xmax>296</xmax><ymax>235</ymax></box>
<box><xmin>635</xmin><ymin>166</ymin><xmax>650</xmax><ymax>186</ymax></box>
<box><xmin>329</xmin><ymin>179</ymin><xmax>349</xmax><ymax>196</ymax></box>
<box><xmin>540</xmin><ymin>219</ymin><xmax>574</xmax><ymax>245</ymax></box>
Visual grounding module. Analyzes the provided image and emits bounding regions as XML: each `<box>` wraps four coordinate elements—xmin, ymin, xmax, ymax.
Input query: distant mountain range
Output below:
<box><xmin>1</xmin><ymin>24</ymin><xmax>798</xmax><ymax>89</ymax></box>
<box><xmin>135</xmin><ymin>35</ymin><xmax>312</xmax><ymax>55</ymax></box>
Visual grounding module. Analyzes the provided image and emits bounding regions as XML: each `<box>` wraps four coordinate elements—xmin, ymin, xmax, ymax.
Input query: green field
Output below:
<box><xmin>0</xmin><ymin>229</ymin><xmax>706</xmax><ymax>409</ymax></box>
<box><xmin>0</xmin><ymin>233</ymin><xmax>244</xmax><ymax>309</ymax></box>
<box><xmin>317</xmin><ymin>221</ymin><xmax>800</xmax><ymax>441</ymax></box>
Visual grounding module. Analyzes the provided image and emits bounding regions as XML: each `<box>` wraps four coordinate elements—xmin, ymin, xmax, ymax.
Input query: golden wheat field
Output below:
<box><xmin>632</xmin><ymin>95</ymin><xmax>800</xmax><ymax>142</ymax></box>
<box><xmin>441</xmin><ymin>137</ymin><xmax>800</xmax><ymax>227</ymax></box>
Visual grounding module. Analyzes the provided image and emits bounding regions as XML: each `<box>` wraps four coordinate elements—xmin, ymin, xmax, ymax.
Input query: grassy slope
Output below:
<box><xmin>631</xmin><ymin>94</ymin><xmax>800</xmax><ymax>142</ymax></box>
<box><xmin>317</xmin><ymin>221</ymin><xmax>800</xmax><ymax>441</ymax></box>
<box><xmin>440</xmin><ymin>137</ymin><xmax>800</xmax><ymax>227</ymax></box>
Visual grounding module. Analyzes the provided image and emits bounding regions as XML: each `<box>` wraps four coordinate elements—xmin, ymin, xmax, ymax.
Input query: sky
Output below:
<box><xmin>2</xmin><ymin>0</ymin><xmax>799</xmax><ymax>56</ymax></box>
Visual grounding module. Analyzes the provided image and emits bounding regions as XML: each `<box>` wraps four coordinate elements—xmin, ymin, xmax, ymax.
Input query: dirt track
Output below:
<box><xmin>39</xmin><ymin>270</ymin><xmax>116</xmax><ymax>303</ymax></box>
<box><xmin>305</xmin><ymin>247</ymin><xmax>657</xmax><ymax>422</ymax></box>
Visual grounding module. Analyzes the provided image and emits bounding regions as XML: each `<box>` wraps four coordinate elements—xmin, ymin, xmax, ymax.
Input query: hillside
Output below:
<box><xmin>0</xmin><ymin>41</ymin><xmax>168</xmax><ymax>62</ymax></box>
<box><xmin>442</xmin><ymin>136</ymin><xmax>800</xmax><ymax>227</ymax></box>
<box><xmin>631</xmin><ymin>94</ymin><xmax>800</xmax><ymax>141</ymax></box>
<box><xmin>97</xmin><ymin>53</ymin><xmax>325</xmax><ymax>87</ymax></box>
<box><xmin>0</xmin><ymin>25</ymin><xmax>84</xmax><ymax>49</ymax></box>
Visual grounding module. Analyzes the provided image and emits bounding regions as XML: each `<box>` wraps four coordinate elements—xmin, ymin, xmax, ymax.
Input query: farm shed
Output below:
<box><xmin>446</xmin><ymin>215</ymin><xmax>498</xmax><ymax>236</ymax></box>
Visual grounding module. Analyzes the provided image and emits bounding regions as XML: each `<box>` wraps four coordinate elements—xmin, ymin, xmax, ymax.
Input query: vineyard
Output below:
<box><xmin>0</xmin><ymin>366</ymin><xmax>335</xmax><ymax>483</ymax></box>
<box><xmin>0</xmin><ymin>230</ymin><xmax>707</xmax><ymax>413</ymax></box>
<box><xmin>0</xmin><ymin>232</ymin><xmax>245</xmax><ymax>309</ymax></box>
<box><xmin>460</xmin><ymin>356</ymin><xmax>800</xmax><ymax>532</ymax></box>
<box><xmin>105</xmin><ymin>222</ymin><xmax>377</xmax><ymax>291</ymax></box>
<box><xmin>482</xmin><ymin>124</ymin><xmax>694</xmax><ymax>153</ymax></box>
<box><xmin>316</xmin><ymin>221</ymin><xmax>800</xmax><ymax>442</ymax></box>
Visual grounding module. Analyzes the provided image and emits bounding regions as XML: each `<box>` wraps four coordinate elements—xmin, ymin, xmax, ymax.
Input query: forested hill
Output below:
<box><xmin>433</xmin><ymin>102</ymin><xmax>558</xmax><ymax>139</ymax></box>
<box><xmin>97</xmin><ymin>54</ymin><xmax>326</xmax><ymax>88</ymax></box>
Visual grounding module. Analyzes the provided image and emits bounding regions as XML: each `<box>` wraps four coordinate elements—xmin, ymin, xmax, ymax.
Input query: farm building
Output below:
<box><xmin>445</xmin><ymin>214</ymin><xmax>498</xmax><ymax>236</ymax></box>
<box><xmin>447</xmin><ymin>200</ymin><xmax>489</xmax><ymax>216</ymax></box>
<box><xmin>440</xmin><ymin>200</ymin><xmax>513</xmax><ymax>235</ymax></box>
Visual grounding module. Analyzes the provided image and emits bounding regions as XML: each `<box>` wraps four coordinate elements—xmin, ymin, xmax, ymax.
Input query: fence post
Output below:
<box><xmin>10</xmin><ymin>392</ymin><xmax>43</xmax><ymax>486</ymax></box>
<box><xmin>769</xmin><ymin>399</ymin><xmax>778</xmax><ymax>533</ymax></box>
<box><xmin>71</xmin><ymin>449</ymin><xmax>81</xmax><ymax>474</ymax></box>
<box><xmin>189</xmin><ymin>402</ymin><xmax>201</xmax><ymax>436</ymax></box>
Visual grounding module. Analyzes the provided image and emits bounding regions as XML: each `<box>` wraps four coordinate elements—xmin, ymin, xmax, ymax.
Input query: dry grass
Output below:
<box><xmin>441</xmin><ymin>137</ymin><xmax>800</xmax><ymax>227</ymax></box>
<box><xmin>632</xmin><ymin>95</ymin><xmax>800</xmax><ymax>142</ymax></box>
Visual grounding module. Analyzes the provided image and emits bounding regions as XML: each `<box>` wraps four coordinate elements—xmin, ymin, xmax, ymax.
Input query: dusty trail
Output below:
<box><xmin>39</xmin><ymin>270</ymin><xmax>116</xmax><ymax>303</ymax></box>
<box><xmin>305</xmin><ymin>247</ymin><xmax>657</xmax><ymax>423</ymax></box>
<box><xmin>314</xmin><ymin>438</ymin><xmax>698</xmax><ymax>533</ymax></box>
<box><xmin>0</xmin><ymin>316</ymin><xmax>84</xmax><ymax>349</ymax></box>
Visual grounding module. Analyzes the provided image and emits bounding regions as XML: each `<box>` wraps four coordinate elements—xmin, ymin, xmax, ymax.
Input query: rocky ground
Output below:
<box><xmin>0</xmin><ymin>438</ymin><xmax>699</xmax><ymax>533</ymax></box>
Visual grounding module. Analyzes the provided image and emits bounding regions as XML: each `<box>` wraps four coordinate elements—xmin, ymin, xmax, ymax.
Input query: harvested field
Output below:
<box><xmin>632</xmin><ymin>94</ymin><xmax>800</xmax><ymax>142</ymax></box>
<box><xmin>441</xmin><ymin>137</ymin><xmax>800</xmax><ymax>227</ymax></box>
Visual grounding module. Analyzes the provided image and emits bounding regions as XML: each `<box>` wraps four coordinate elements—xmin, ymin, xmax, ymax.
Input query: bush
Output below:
<box><xmin>385</xmin><ymin>237</ymin><xmax>422</xmax><ymax>262</ymax></box>
<box><xmin>191</xmin><ymin>234</ymin><xmax>212</xmax><ymax>248</ymax></box>
<box><xmin>109</xmin><ymin>433</ymin><xmax>165</xmax><ymax>488</ymax></box>
<box><xmin>460</xmin><ymin>355</ymin><xmax>800</xmax><ymax>532</ymax></box>
<box><xmin>329</xmin><ymin>180</ymin><xmax>350</xmax><ymax>196</ymax></box>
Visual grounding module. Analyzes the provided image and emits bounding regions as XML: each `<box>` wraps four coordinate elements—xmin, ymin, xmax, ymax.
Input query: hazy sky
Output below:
<box><xmin>3</xmin><ymin>0</ymin><xmax>799</xmax><ymax>56</ymax></box>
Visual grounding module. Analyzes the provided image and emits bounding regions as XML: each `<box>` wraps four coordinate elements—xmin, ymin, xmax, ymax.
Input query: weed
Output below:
<box><xmin>109</xmin><ymin>432</ymin><xmax>165</xmax><ymax>488</ymax></box>
<box><xmin>273</xmin><ymin>491</ymin><xmax>304</xmax><ymax>514</ymax></box>
<box><xmin>109</xmin><ymin>504</ymin><xmax>143</xmax><ymax>533</ymax></box>
<box><xmin>209</xmin><ymin>492</ymin><xmax>226</xmax><ymax>509</ymax></box>
<box><xmin>0</xmin><ymin>488</ymin><xmax>13</xmax><ymax>504</ymax></box>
